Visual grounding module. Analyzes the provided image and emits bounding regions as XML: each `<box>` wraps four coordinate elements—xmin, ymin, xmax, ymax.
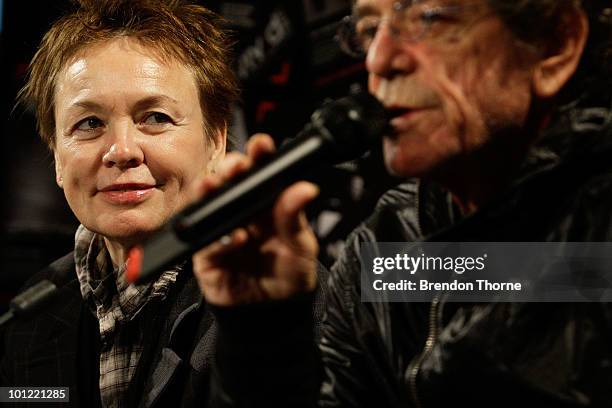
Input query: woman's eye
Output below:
<box><xmin>75</xmin><ymin>117</ymin><xmax>104</xmax><ymax>131</ymax></box>
<box><xmin>143</xmin><ymin>112</ymin><xmax>173</xmax><ymax>126</ymax></box>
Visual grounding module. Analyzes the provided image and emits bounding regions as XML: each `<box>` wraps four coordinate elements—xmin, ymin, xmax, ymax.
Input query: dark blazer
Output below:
<box><xmin>0</xmin><ymin>252</ymin><xmax>326</xmax><ymax>407</ymax></box>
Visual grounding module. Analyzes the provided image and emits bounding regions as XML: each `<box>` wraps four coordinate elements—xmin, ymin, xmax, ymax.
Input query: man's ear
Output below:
<box><xmin>532</xmin><ymin>7</ymin><xmax>589</xmax><ymax>99</ymax></box>
<box><xmin>54</xmin><ymin>151</ymin><xmax>64</xmax><ymax>189</ymax></box>
<box><xmin>206</xmin><ymin>125</ymin><xmax>227</xmax><ymax>174</ymax></box>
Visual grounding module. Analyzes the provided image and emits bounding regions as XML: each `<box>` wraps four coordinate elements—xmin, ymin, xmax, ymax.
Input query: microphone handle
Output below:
<box><xmin>0</xmin><ymin>280</ymin><xmax>58</xmax><ymax>326</ymax></box>
<box><xmin>177</xmin><ymin>130</ymin><xmax>327</xmax><ymax>241</ymax></box>
<box><xmin>136</xmin><ymin>128</ymin><xmax>330</xmax><ymax>282</ymax></box>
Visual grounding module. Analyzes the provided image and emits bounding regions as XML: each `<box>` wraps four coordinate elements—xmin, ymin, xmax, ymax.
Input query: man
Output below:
<box><xmin>193</xmin><ymin>0</ymin><xmax>612</xmax><ymax>406</ymax></box>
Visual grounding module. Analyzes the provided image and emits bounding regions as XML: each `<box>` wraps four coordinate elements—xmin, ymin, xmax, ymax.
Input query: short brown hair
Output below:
<box><xmin>18</xmin><ymin>0</ymin><xmax>238</xmax><ymax>149</ymax></box>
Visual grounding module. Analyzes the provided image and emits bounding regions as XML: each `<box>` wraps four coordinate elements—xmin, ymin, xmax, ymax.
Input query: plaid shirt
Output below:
<box><xmin>74</xmin><ymin>225</ymin><xmax>179</xmax><ymax>408</ymax></box>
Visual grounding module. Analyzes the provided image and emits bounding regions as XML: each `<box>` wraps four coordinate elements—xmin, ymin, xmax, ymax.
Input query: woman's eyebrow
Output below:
<box><xmin>132</xmin><ymin>95</ymin><xmax>180</xmax><ymax>112</ymax></box>
<box><xmin>62</xmin><ymin>99</ymin><xmax>107</xmax><ymax>119</ymax></box>
<box><xmin>63</xmin><ymin>95</ymin><xmax>182</xmax><ymax>118</ymax></box>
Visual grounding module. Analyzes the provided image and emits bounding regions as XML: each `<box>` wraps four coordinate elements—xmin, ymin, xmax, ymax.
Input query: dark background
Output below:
<box><xmin>0</xmin><ymin>0</ymin><xmax>396</xmax><ymax>311</ymax></box>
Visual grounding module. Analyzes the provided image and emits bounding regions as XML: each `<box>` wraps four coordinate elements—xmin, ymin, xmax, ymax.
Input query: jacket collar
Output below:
<box><xmin>412</xmin><ymin>97</ymin><xmax>612</xmax><ymax>242</ymax></box>
<box><xmin>513</xmin><ymin>96</ymin><xmax>612</xmax><ymax>187</ymax></box>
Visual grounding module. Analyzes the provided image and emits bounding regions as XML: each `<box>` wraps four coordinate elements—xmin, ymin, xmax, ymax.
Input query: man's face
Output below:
<box><xmin>358</xmin><ymin>0</ymin><xmax>537</xmax><ymax>176</ymax></box>
<box><xmin>53</xmin><ymin>38</ymin><xmax>223</xmax><ymax>246</ymax></box>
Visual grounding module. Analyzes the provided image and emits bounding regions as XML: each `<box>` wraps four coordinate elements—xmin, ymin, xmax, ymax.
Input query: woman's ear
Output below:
<box><xmin>206</xmin><ymin>125</ymin><xmax>227</xmax><ymax>174</ymax></box>
<box><xmin>532</xmin><ymin>7</ymin><xmax>589</xmax><ymax>99</ymax></box>
<box><xmin>54</xmin><ymin>151</ymin><xmax>64</xmax><ymax>189</ymax></box>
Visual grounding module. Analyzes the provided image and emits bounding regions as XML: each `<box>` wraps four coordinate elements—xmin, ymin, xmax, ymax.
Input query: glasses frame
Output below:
<box><xmin>336</xmin><ymin>0</ymin><xmax>478</xmax><ymax>58</ymax></box>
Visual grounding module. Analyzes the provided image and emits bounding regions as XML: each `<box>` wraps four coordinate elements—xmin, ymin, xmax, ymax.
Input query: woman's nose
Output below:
<box><xmin>102</xmin><ymin>123</ymin><xmax>144</xmax><ymax>169</ymax></box>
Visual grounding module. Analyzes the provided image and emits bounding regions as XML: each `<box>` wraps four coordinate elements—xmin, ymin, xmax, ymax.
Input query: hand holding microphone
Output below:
<box><xmin>126</xmin><ymin>89</ymin><xmax>387</xmax><ymax>304</ymax></box>
<box><xmin>191</xmin><ymin>134</ymin><xmax>322</xmax><ymax>305</ymax></box>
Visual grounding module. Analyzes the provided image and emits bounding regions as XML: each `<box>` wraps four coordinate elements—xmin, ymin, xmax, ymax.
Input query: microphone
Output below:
<box><xmin>0</xmin><ymin>280</ymin><xmax>58</xmax><ymax>326</ymax></box>
<box><xmin>127</xmin><ymin>89</ymin><xmax>388</xmax><ymax>284</ymax></box>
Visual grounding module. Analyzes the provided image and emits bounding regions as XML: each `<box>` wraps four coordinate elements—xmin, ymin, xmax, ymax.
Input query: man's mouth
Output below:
<box><xmin>386</xmin><ymin>107</ymin><xmax>412</xmax><ymax>119</ymax></box>
<box><xmin>384</xmin><ymin>105</ymin><xmax>432</xmax><ymax>136</ymax></box>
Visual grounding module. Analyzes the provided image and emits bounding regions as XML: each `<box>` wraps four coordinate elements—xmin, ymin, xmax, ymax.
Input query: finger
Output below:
<box><xmin>217</xmin><ymin>152</ymin><xmax>253</xmax><ymax>182</ymax></box>
<box><xmin>190</xmin><ymin>173</ymin><xmax>223</xmax><ymax>202</ymax></box>
<box><xmin>246</xmin><ymin>133</ymin><xmax>276</xmax><ymax>162</ymax></box>
<box><xmin>192</xmin><ymin>228</ymin><xmax>249</xmax><ymax>271</ymax></box>
<box><xmin>273</xmin><ymin>181</ymin><xmax>319</xmax><ymax>243</ymax></box>
<box><xmin>191</xmin><ymin>152</ymin><xmax>254</xmax><ymax>203</ymax></box>
<box><xmin>244</xmin><ymin>180</ymin><xmax>317</xmax><ymax>242</ymax></box>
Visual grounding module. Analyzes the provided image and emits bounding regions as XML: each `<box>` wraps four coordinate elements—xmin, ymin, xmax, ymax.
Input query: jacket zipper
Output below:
<box><xmin>406</xmin><ymin>178</ymin><xmax>431</xmax><ymax>407</ymax></box>
<box><xmin>407</xmin><ymin>294</ymin><xmax>441</xmax><ymax>408</ymax></box>
<box><xmin>414</xmin><ymin>179</ymin><xmax>423</xmax><ymax>238</ymax></box>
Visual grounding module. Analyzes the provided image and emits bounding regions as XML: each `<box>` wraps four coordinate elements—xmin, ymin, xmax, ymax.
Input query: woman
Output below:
<box><xmin>0</xmin><ymin>0</ymin><xmax>246</xmax><ymax>406</ymax></box>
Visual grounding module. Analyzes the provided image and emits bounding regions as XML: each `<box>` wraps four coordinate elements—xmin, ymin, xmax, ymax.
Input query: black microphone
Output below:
<box><xmin>127</xmin><ymin>89</ymin><xmax>388</xmax><ymax>283</ymax></box>
<box><xmin>0</xmin><ymin>280</ymin><xmax>58</xmax><ymax>326</ymax></box>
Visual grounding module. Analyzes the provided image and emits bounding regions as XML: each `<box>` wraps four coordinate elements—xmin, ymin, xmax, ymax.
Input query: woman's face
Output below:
<box><xmin>53</xmin><ymin>37</ymin><xmax>225</xmax><ymax>246</ymax></box>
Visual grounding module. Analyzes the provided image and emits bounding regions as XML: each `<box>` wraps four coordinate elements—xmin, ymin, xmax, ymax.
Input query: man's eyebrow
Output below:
<box><xmin>353</xmin><ymin>3</ymin><xmax>380</xmax><ymax>19</ymax></box>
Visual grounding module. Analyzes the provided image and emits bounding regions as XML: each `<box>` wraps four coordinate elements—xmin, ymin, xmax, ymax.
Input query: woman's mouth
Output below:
<box><xmin>98</xmin><ymin>183</ymin><xmax>156</xmax><ymax>205</ymax></box>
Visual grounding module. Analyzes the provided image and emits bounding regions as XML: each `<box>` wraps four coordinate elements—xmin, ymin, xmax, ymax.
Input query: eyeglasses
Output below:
<box><xmin>336</xmin><ymin>0</ymin><xmax>478</xmax><ymax>57</ymax></box>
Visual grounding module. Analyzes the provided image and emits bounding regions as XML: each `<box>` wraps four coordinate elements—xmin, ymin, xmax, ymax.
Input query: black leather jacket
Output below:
<box><xmin>212</xmin><ymin>99</ymin><xmax>612</xmax><ymax>407</ymax></box>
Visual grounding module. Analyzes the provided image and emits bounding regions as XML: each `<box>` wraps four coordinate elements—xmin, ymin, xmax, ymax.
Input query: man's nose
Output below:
<box><xmin>365</xmin><ymin>24</ymin><xmax>415</xmax><ymax>78</ymax></box>
<box><xmin>102</xmin><ymin>122</ymin><xmax>144</xmax><ymax>169</ymax></box>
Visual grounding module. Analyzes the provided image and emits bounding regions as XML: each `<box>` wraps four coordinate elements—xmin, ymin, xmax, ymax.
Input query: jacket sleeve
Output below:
<box><xmin>209</xmin><ymin>228</ymin><xmax>408</xmax><ymax>408</ymax></box>
<box><xmin>316</xmin><ymin>267</ymin><xmax>384</xmax><ymax>407</ymax></box>
<box><xmin>317</xmin><ymin>231</ymin><xmax>408</xmax><ymax>408</ymax></box>
<box><xmin>209</xmin><ymin>278</ymin><xmax>325</xmax><ymax>408</ymax></box>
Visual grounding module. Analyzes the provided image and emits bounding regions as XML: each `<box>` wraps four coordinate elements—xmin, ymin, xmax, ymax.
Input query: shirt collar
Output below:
<box><xmin>73</xmin><ymin>225</ymin><xmax>180</xmax><ymax>328</ymax></box>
